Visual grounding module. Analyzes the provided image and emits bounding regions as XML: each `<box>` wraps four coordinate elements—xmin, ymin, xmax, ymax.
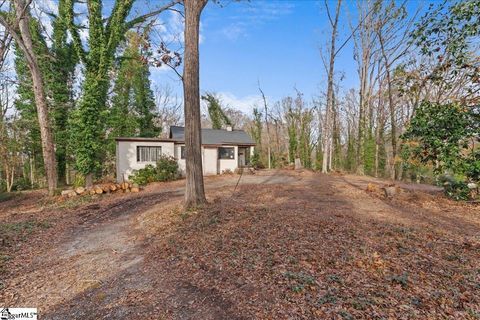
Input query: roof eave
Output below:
<box><xmin>115</xmin><ymin>137</ymin><xmax>180</xmax><ymax>142</ymax></box>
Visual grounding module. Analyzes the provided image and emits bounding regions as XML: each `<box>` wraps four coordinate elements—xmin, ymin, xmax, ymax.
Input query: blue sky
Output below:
<box><xmin>32</xmin><ymin>0</ymin><xmax>429</xmax><ymax>116</ymax></box>
<box><xmin>150</xmin><ymin>0</ymin><xmax>430</xmax><ymax>115</ymax></box>
<box><xmin>153</xmin><ymin>0</ymin><xmax>346</xmax><ymax>114</ymax></box>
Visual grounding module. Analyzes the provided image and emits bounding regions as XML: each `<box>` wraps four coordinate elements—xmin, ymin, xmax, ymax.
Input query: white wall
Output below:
<box><xmin>203</xmin><ymin>147</ymin><xmax>218</xmax><ymax>175</ymax></box>
<box><xmin>218</xmin><ymin>145</ymin><xmax>238</xmax><ymax>173</ymax></box>
<box><xmin>117</xmin><ymin>141</ymin><xmax>245</xmax><ymax>181</ymax></box>
<box><xmin>175</xmin><ymin>144</ymin><xmax>186</xmax><ymax>176</ymax></box>
<box><xmin>177</xmin><ymin>145</ymin><xmax>239</xmax><ymax>175</ymax></box>
<box><xmin>116</xmin><ymin>140</ymin><xmax>175</xmax><ymax>182</ymax></box>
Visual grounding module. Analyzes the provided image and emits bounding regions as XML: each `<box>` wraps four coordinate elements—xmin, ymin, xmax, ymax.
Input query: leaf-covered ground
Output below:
<box><xmin>0</xmin><ymin>171</ymin><xmax>479</xmax><ymax>319</ymax></box>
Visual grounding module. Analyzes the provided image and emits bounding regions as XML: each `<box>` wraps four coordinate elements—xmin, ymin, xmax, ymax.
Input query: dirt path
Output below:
<box><xmin>1</xmin><ymin>171</ymin><xmax>479</xmax><ymax>319</ymax></box>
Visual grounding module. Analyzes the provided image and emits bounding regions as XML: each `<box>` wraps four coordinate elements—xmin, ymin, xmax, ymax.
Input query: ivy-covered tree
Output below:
<box><xmin>284</xmin><ymin>102</ymin><xmax>297</xmax><ymax>164</ymax></box>
<box><xmin>201</xmin><ymin>93</ymin><xmax>232</xmax><ymax>129</ymax></box>
<box><xmin>249</xmin><ymin>107</ymin><xmax>262</xmax><ymax>167</ymax></box>
<box><xmin>133</xmin><ymin>57</ymin><xmax>159</xmax><ymax>138</ymax></box>
<box><xmin>66</xmin><ymin>0</ymin><xmax>178</xmax><ymax>185</ymax></box>
<box><xmin>298</xmin><ymin>108</ymin><xmax>314</xmax><ymax>169</ymax></box>
<box><xmin>50</xmin><ymin>0</ymin><xmax>78</xmax><ymax>184</ymax></box>
<box><xmin>107</xmin><ymin>60</ymin><xmax>138</xmax><ymax>157</ymax></box>
<box><xmin>107</xmin><ymin>31</ymin><xmax>159</xmax><ymax>159</ymax></box>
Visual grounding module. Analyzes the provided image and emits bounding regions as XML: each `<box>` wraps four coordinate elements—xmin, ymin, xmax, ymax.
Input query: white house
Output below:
<box><xmin>115</xmin><ymin>126</ymin><xmax>256</xmax><ymax>182</ymax></box>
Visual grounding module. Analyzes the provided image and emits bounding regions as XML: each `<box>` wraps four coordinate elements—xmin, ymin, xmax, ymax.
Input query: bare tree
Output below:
<box><xmin>0</xmin><ymin>0</ymin><xmax>57</xmax><ymax>195</ymax></box>
<box><xmin>258</xmin><ymin>82</ymin><xmax>271</xmax><ymax>169</ymax></box>
<box><xmin>350</xmin><ymin>0</ymin><xmax>380</xmax><ymax>175</ymax></box>
<box><xmin>155</xmin><ymin>84</ymin><xmax>183</xmax><ymax>136</ymax></box>
<box><xmin>376</xmin><ymin>0</ymin><xmax>416</xmax><ymax>180</ymax></box>
<box><xmin>321</xmin><ymin>0</ymin><xmax>341</xmax><ymax>173</ymax></box>
<box><xmin>183</xmin><ymin>0</ymin><xmax>208</xmax><ymax>208</ymax></box>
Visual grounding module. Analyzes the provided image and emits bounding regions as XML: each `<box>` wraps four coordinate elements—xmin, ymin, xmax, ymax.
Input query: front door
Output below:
<box><xmin>238</xmin><ymin>148</ymin><xmax>246</xmax><ymax>167</ymax></box>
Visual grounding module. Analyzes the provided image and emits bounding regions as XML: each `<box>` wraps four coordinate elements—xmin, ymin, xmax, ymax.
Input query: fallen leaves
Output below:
<box><xmin>1</xmin><ymin>171</ymin><xmax>479</xmax><ymax>319</ymax></box>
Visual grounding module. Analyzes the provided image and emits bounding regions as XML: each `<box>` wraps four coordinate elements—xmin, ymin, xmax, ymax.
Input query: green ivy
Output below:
<box><xmin>402</xmin><ymin>101</ymin><xmax>478</xmax><ymax>175</ymax></box>
<box><xmin>402</xmin><ymin>101</ymin><xmax>479</xmax><ymax>200</ymax></box>
<box><xmin>202</xmin><ymin>93</ymin><xmax>232</xmax><ymax>130</ymax></box>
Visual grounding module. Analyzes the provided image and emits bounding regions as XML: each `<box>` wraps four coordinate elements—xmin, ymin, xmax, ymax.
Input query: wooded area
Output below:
<box><xmin>0</xmin><ymin>1</ymin><xmax>479</xmax><ymax>318</ymax></box>
<box><xmin>0</xmin><ymin>0</ymin><xmax>478</xmax><ymax>204</ymax></box>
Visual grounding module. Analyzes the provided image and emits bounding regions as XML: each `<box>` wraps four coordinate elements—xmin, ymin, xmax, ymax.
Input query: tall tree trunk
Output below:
<box><xmin>9</xmin><ymin>0</ymin><xmax>57</xmax><ymax>195</ymax></box>
<box><xmin>259</xmin><ymin>85</ymin><xmax>271</xmax><ymax>169</ymax></box>
<box><xmin>385</xmin><ymin>69</ymin><xmax>397</xmax><ymax>180</ymax></box>
<box><xmin>30</xmin><ymin>154</ymin><xmax>35</xmax><ymax>188</ymax></box>
<box><xmin>322</xmin><ymin>0</ymin><xmax>341</xmax><ymax>173</ymax></box>
<box><xmin>183</xmin><ymin>0</ymin><xmax>208</xmax><ymax>209</ymax></box>
<box><xmin>378</xmin><ymin>33</ymin><xmax>397</xmax><ymax>180</ymax></box>
<box><xmin>356</xmin><ymin>58</ymin><xmax>369</xmax><ymax>175</ymax></box>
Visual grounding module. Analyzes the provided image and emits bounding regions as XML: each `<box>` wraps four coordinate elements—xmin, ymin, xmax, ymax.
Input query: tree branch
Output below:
<box><xmin>334</xmin><ymin>3</ymin><xmax>375</xmax><ymax>58</ymax></box>
<box><xmin>324</xmin><ymin>0</ymin><xmax>334</xmax><ymax>27</ymax></box>
<box><xmin>0</xmin><ymin>14</ymin><xmax>30</xmax><ymax>62</ymax></box>
<box><xmin>124</xmin><ymin>0</ymin><xmax>181</xmax><ymax>30</ymax></box>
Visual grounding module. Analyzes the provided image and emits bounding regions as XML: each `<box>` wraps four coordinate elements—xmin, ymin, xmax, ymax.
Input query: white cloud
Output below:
<box><xmin>213</xmin><ymin>92</ymin><xmax>266</xmax><ymax>115</ymax></box>
<box><xmin>221</xmin><ymin>22</ymin><xmax>247</xmax><ymax>41</ymax></box>
<box><xmin>152</xmin><ymin>10</ymin><xmax>204</xmax><ymax>46</ymax></box>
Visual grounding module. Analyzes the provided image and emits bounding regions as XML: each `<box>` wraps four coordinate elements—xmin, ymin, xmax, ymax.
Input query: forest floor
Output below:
<box><xmin>0</xmin><ymin>170</ymin><xmax>479</xmax><ymax>319</ymax></box>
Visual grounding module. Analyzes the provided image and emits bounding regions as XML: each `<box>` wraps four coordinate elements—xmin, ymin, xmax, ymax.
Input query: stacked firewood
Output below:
<box><xmin>61</xmin><ymin>182</ymin><xmax>140</xmax><ymax>198</ymax></box>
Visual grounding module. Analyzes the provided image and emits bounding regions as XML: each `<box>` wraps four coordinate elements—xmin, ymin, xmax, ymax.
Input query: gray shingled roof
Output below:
<box><xmin>170</xmin><ymin>126</ymin><xmax>255</xmax><ymax>145</ymax></box>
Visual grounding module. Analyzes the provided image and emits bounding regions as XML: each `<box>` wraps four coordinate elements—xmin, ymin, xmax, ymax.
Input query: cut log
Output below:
<box><xmin>109</xmin><ymin>184</ymin><xmax>117</xmax><ymax>192</ymax></box>
<box><xmin>61</xmin><ymin>190</ymin><xmax>76</xmax><ymax>198</ymax></box>
<box><xmin>131</xmin><ymin>187</ymin><xmax>140</xmax><ymax>193</ymax></box>
<box><xmin>94</xmin><ymin>186</ymin><xmax>103</xmax><ymax>194</ymax></box>
<box><xmin>75</xmin><ymin>187</ymin><xmax>85</xmax><ymax>195</ymax></box>
<box><xmin>383</xmin><ymin>186</ymin><xmax>398</xmax><ymax>198</ymax></box>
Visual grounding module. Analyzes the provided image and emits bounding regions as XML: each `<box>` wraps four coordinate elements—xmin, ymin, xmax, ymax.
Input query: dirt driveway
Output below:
<box><xmin>0</xmin><ymin>170</ymin><xmax>479</xmax><ymax>319</ymax></box>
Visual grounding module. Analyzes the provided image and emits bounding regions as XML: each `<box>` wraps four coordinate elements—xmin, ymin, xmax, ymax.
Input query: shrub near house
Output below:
<box><xmin>129</xmin><ymin>155</ymin><xmax>179</xmax><ymax>186</ymax></box>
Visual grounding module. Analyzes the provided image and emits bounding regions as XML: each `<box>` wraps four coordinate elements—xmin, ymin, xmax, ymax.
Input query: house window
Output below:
<box><xmin>180</xmin><ymin>146</ymin><xmax>185</xmax><ymax>159</ymax></box>
<box><xmin>218</xmin><ymin>147</ymin><xmax>234</xmax><ymax>159</ymax></box>
<box><xmin>137</xmin><ymin>146</ymin><xmax>162</xmax><ymax>162</ymax></box>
